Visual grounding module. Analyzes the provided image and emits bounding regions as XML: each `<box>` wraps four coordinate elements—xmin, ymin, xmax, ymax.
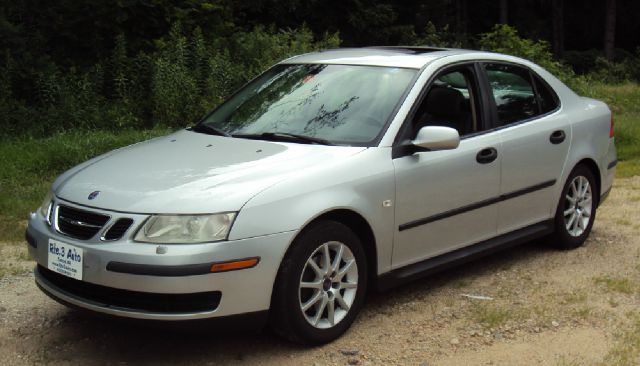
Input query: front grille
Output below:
<box><xmin>37</xmin><ymin>265</ymin><xmax>221</xmax><ymax>313</ymax></box>
<box><xmin>103</xmin><ymin>218</ymin><xmax>134</xmax><ymax>240</ymax></box>
<box><xmin>56</xmin><ymin>205</ymin><xmax>110</xmax><ymax>240</ymax></box>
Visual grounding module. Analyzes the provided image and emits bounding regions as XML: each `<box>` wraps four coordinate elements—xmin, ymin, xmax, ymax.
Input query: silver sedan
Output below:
<box><xmin>26</xmin><ymin>47</ymin><xmax>616</xmax><ymax>344</ymax></box>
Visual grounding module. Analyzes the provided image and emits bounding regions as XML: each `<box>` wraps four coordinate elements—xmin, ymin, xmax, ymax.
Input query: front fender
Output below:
<box><xmin>228</xmin><ymin>148</ymin><xmax>396</xmax><ymax>274</ymax></box>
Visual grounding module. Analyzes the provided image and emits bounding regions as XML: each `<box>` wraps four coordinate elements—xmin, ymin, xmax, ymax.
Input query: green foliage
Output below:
<box><xmin>33</xmin><ymin>65</ymin><xmax>108</xmax><ymax>134</ymax></box>
<box><xmin>0</xmin><ymin>128</ymin><xmax>171</xmax><ymax>242</ymax></box>
<box><xmin>410</xmin><ymin>22</ymin><xmax>464</xmax><ymax>48</ymax></box>
<box><xmin>151</xmin><ymin>23</ymin><xmax>201</xmax><ymax>127</ymax></box>
<box><xmin>478</xmin><ymin>24</ymin><xmax>574</xmax><ymax>82</ymax></box>
<box><xmin>474</xmin><ymin>24</ymin><xmax>640</xmax><ymax>93</ymax></box>
<box><xmin>577</xmin><ymin>82</ymin><xmax>640</xmax><ymax>177</ymax></box>
<box><xmin>588</xmin><ymin>53</ymin><xmax>640</xmax><ymax>84</ymax></box>
<box><xmin>563</xmin><ymin>49</ymin><xmax>605</xmax><ymax>74</ymax></box>
<box><xmin>564</xmin><ymin>48</ymin><xmax>640</xmax><ymax>84</ymax></box>
<box><xmin>0</xmin><ymin>24</ymin><xmax>340</xmax><ymax>137</ymax></box>
<box><xmin>231</xmin><ymin>25</ymin><xmax>340</xmax><ymax>77</ymax></box>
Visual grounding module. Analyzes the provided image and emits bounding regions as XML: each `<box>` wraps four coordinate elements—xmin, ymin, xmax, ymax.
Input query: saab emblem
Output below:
<box><xmin>88</xmin><ymin>191</ymin><xmax>100</xmax><ymax>200</ymax></box>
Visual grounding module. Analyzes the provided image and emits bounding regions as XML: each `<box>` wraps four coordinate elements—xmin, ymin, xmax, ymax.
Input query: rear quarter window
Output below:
<box><xmin>532</xmin><ymin>74</ymin><xmax>560</xmax><ymax>114</ymax></box>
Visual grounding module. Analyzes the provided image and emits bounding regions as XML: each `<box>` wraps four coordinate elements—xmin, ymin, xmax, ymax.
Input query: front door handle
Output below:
<box><xmin>550</xmin><ymin>130</ymin><xmax>566</xmax><ymax>144</ymax></box>
<box><xmin>476</xmin><ymin>147</ymin><xmax>498</xmax><ymax>164</ymax></box>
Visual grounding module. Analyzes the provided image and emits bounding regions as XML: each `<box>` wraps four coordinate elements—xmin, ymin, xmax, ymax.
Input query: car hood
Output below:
<box><xmin>55</xmin><ymin>130</ymin><xmax>366</xmax><ymax>214</ymax></box>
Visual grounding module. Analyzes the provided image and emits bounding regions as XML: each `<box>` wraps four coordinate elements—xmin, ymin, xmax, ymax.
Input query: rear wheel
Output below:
<box><xmin>270</xmin><ymin>220</ymin><xmax>367</xmax><ymax>345</ymax></box>
<box><xmin>551</xmin><ymin>165</ymin><xmax>597</xmax><ymax>249</ymax></box>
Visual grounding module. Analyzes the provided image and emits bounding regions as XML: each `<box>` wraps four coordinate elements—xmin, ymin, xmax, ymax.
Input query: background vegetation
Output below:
<box><xmin>0</xmin><ymin>0</ymin><xmax>638</xmax><ymax>247</ymax></box>
<box><xmin>1</xmin><ymin>0</ymin><xmax>638</xmax><ymax>137</ymax></box>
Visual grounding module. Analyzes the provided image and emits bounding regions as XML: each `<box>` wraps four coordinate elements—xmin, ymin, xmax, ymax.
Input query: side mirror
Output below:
<box><xmin>411</xmin><ymin>126</ymin><xmax>460</xmax><ymax>151</ymax></box>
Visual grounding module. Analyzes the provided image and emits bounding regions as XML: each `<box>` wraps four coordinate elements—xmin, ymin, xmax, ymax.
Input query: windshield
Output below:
<box><xmin>199</xmin><ymin>64</ymin><xmax>417</xmax><ymax>145</ymax></box>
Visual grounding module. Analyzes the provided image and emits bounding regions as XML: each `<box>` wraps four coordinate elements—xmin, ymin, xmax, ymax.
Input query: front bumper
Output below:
<box><xmin>27</xmin><ymin>202</ymin><xmax>296</xmax><ymax>321</ymax></box>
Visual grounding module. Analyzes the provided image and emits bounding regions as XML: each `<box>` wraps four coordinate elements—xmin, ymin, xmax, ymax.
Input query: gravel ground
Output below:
<box><xmin>1</xmin><ymin>177</ymin><xmax>639</xmax><ymax>366</ymax></box>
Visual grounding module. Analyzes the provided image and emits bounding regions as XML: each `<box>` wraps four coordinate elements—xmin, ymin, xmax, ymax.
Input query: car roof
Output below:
<box><xmin>280</xmin><ymin>47</ymin><xmax>496</xmax><ymax>69</ymax></box>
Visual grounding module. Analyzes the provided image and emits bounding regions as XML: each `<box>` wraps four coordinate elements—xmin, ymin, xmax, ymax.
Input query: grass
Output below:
<box><xmin>601</xmin><ymin>313</ymin><xmax>640</xmax><ymax>366</ymax></box>
<box><xmin>0</xmin><ymin>127</ymin><xmax>171</xmax><ymax>244</ymax></box>
<box><xmin>581</xmin><ymin>82</ymin><xmax>640</xmax><ymax>177</ymax></box>
<box><xmin>562</xmin><ymin>290</ymin><xmax>588</xmax><ymax>304</ymax></box>
<box><xmin>571</xmin><ymin>306</ymin><xmax>593</xmax><ymax>321</ymax></box>
<box><xmin>0</xmin><ymin>244</ymin><xmax>33</xmax><ymax>277</ymax></box>
<box><xmin>471</xmin><ymin>303</ymin><xmax>515</xmax><ymax>328</ymax></box>
<box><xmin>593</xmin><ymin>276</ymin><xmax>636</xmax><ymax>295</ymax></box>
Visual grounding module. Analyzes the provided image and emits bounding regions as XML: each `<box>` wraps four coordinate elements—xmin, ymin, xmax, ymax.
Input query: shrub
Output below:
<box><xmin>478</xmin><ymin>24</ymin><xmax>575</xmax><ymax>82</ymax></box>
<box><xmin>0</xmin><ymin>24</ymin><xmax>340</xmax><ymax>137</ymax></box>
<box><xmin>410</xmin><ymin>22</ymin><xmax>464</xmax><ymax>48</ymax></box>
<box><xmin>563</xmin><ymin>49</ymin><xmax>603</xmax><ymax>74</ymax></box>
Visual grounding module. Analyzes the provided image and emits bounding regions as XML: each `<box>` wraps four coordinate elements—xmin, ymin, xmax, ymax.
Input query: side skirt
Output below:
<box><xmin>376</xmin><ymin>219</ymin><xmax>555</xmax><ymax>291</ymax></box>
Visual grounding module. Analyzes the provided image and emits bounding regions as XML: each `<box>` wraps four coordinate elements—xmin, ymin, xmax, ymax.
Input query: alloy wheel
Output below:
<box><xmin>563</xmin><ymin>175</ymin><xmax>593</xmax><ymax>237</ymax></box>
<box><xmin>298</xmin><ymin>241</ymin><xmax>359</xmax><ymax>329</ymax></box>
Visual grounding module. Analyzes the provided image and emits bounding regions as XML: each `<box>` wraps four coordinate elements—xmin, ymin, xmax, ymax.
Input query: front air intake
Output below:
<box><xmin>102</xmin><ymin>218</ymin><xmax>134</xmax><ymax>240</ymax></box>
<box><xmin>56</xmin><ymin>205</ymin><xmax>110</xmax><ymax>240</ymax></box>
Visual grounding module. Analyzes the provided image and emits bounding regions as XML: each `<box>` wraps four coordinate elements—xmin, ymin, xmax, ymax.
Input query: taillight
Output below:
<box><xmin>609</xmin><ymin>114</ymin><xmax>615</xmax><ymax>138</ymax></box>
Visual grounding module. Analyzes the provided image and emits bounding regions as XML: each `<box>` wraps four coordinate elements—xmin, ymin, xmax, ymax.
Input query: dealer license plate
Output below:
<box><xmin>47</xmin><ymin>239</ymin><xmax>83</xmax><ymax>280</ymax></box>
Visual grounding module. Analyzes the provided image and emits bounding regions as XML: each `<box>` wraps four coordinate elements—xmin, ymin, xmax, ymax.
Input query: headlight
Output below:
<box><xmin>39</xmin><ymin>191</ymin><xmax>54</xmax><ymax>225</ymax></box>
<box><xmin>134</xmin><ymin>213</ymin><xmax>237</xmax><ymax>244</ymax></box>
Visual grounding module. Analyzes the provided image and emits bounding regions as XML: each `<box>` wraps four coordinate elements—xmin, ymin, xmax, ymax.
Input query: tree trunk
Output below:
<box><xmin>499</xmin><ymin>0</ymin><xmax>508</xmax><ymax>24</ymax></box>
<box><xmin>604</xmin><ymin>0</ymin><xmax>616</xmax><ymax>61</ymax></box>
<box><xmin>455</xmin><ymin>0</ymin><xmax>468</xmax><ymax>35</ymax></box>
<box><xmin>552</xmin><ymin>0</ymin><xmax>564</xmax><ymax>57</ymax></box>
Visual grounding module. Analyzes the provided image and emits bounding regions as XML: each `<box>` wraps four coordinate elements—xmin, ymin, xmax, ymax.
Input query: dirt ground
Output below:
<box><xmin>1</xmin><ymin>177</ymin><xmax>639</xmax><ymax>366</ymax></box>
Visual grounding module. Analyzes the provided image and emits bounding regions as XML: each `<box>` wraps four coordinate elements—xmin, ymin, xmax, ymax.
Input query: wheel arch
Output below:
<box><xmin>573</xmin><ymin>158</ymin><xmax>601</xmax><ymax>207</ymax></box>
<box><xmin>271</xmin><ymin>208</ymin><xmax>379</xmax><ymax>301</ymax></box>
<box><xmin>311</xmin><ymin>209</ymin><xmax>379</xmax><ymax>288</ymax></box>
<box><xmin>267</xmin><ymin>210</ymin><xmax>376</xmax><ymax>344</ymax></box>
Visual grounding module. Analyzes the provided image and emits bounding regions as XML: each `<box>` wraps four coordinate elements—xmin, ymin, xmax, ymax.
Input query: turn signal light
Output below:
<box><xmin>210</xmin><ymin>257</ymin><xmax>260</xmax><ymax>273</ymax></box>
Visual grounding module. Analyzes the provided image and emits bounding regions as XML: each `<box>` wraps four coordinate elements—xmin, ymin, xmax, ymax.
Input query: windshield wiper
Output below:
<box><xmin>232</xmin><ymin>132</ymin><xmax>335</xmax><ymax>146</ymax></box>
<box><xmin>189</xmin><ymin>124</ymin><xmax>231</xmax><ymax>137</ymax></box>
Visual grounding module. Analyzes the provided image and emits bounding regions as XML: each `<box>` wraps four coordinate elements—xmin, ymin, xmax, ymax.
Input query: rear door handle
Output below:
<box><xmin>476</xmin><ymin>147</ymin><xmax>498</xmax><ymax>164</ymax></box>
<box><xmin>550</xmin><ymin>130</ymin><xmax>566</xmax><ymax>144</ymax></box>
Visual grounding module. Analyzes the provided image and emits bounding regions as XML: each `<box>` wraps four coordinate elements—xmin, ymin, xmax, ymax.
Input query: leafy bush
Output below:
<box><xmin>563</xmin><ymin>49</ymin><xmax>604</xmax><ymax>74</ymax></box>
<box><xmin>478</xmin><ymin>24</ymin><xmax>575</xmax><ymax>82</ymax></box>
<box><xmin>585</xmin><ymin>48</ymin><xmax>640</xmax><ymax>84</ymax></box>
<box><xmin>410</xmin><ymin>22</ymin><xmax>464</xmax><ymax>48</ymax></box>
<box><xmin>0</xmin><ymin>24</ymin><xmax>340</xmax><ymax>137</ymax></box>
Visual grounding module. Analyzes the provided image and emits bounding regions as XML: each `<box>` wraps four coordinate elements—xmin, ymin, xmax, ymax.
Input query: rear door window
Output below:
<box><xmin>484</xmin><ymin>63</ymin><xmax>538</xmax><ymax>125</ymax></box>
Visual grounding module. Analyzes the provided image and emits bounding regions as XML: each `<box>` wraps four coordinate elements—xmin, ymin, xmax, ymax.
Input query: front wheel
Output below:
<box><xmin>551</xmin><ymin>165</ymin><xmax>598</xmax><ymax>249</ymax></box>
<box><xmin>270</xmin><ymin>220</ymin><xmax>367</xmax><ymax>345</ymax></box>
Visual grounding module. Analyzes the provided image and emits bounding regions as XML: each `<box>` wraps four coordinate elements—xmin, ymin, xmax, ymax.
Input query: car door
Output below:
<box><xmin>391</xmin><ymin>64</ymin><xmax>501</xmax><ymax>269</ymax></box>
<box><xmin>480</xmin><ymin>63</ymin><xmax>571</xmax><ymax>235</ymax></box>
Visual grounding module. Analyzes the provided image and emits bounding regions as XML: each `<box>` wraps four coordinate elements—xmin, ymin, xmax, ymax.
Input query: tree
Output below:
<box><xmin>604</xmin><ymin>0</ymin><xmax>616</xmax><ymax>60</ymax></box>
<box><xmin>455</xmin><ymin>0</ymin><xmax>468</xmax><ymax>35</ymax></box>
<box><xmin>551</xmin><ymin>0</ymin><xmax>564</xmax><ymax>57</ymax></box>
<box><xmin>500</xmin><ymin>0</ymin><xmax>508</xmax><ymax>24</ymax></box>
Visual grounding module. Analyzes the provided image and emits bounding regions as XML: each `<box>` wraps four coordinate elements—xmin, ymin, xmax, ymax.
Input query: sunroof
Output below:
<box><xmin>367</xmin><ymin>46</ymin><xmax>449</xmax><ymax>54</ymax></box>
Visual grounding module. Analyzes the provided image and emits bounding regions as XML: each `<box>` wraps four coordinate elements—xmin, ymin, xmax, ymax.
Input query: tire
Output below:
<box><xmin>270</xmin><ymin>220</ymin><xmax>368</xmax><ymax>345</ymax></box>
<box><xmin>550</xmin><ymin>165</ymin><xmax>598</xmax><ymax>249</ymax></box>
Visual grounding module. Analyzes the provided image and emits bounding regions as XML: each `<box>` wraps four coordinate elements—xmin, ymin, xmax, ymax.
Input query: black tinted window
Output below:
<box><xmin>484</xmin><ymin>64</ymin><xmax>537</xmax><ymax>125</ymax></box>
<box><xmin>533</xmin><ymin>74</ymin><xmax>559</xmax><ymax>114</ymax></box>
